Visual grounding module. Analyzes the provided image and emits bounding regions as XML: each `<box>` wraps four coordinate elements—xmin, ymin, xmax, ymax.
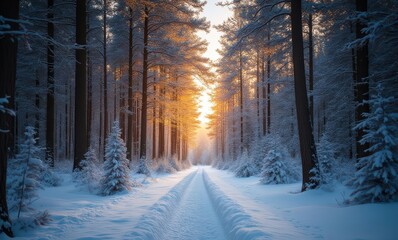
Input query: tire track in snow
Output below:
<box><xmin>128</xmin><ymin>170</ymin><xmax>198</xmax><ymax>239</ymax></box>
<box><xmin>203</xmin><ymin>170</ymin><xmax>272</xmax><ymax>240</ymax></box>
<box><xmin>161</xmin><ymin>168</ymin><xmax>227</xmax><ymax>240</ymax></box>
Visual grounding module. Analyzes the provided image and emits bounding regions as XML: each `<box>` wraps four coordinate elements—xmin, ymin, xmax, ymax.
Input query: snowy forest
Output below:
<box><xmin>1</xmin><ymin>0</ymin><xmax>397</xmax><ymax>239</ymax></box>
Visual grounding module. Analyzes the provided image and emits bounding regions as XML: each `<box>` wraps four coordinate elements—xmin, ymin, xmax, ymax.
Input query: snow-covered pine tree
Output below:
<box><xmin>137</xmin><ymin>157</ymin><xmax>151</xmax><ymax>176</ymax></box>
<box><xmin>8</xmin><ymin>126</ymin><xmax>45</xmax><ymax>216</ymax></box>
<box><xmin>101</xmin><ymin>121</ymin><xmax>131</xmax><ymax>195</ymax></box>
<box><xmin>350</xmin><ymin>84</ymin><xmax>398</xmax><ymax>204</ymax></box>
<box><xmin>77</xmin><ymin>146</ymin><xmax>102</xmax><ymax>193</ymax></box>
<box><xmin>260</xmin><ymin>149</ymin><xmax>297</xmax><ymax>184</ymax></box>
<box><xmin>235</xmin><ymin>150</ymin><xmax>256</xmax><ymax>178</ymax></box>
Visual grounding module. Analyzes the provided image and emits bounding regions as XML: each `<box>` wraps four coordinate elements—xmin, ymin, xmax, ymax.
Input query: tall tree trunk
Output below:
<box><xmin>35</xmin><ymin>71</ymin><xmax>40</xmax><ymax>139</ymax></box>
<box><xmin>355</xmin><ymin>0</ymin><xmax>369</xmax><ymax>160</ymax></box>
<box><xmin>158</xmin><ymin>83</ymin><xmax>165</xmax><ymax>158</ymax></box>
<box><xmin>127</xmin><ymin>7</ymin><xmax>134</xmax><ymax>160</ymax></box>
<box><xmin>73</xmin><ymin>0</ymin><xmax>88</xmax><ymax>170</ymax></box>
<box><xmin>256</xmin><ymin>49</ymin><xmax>260</xmax><ymax>136</ymax></box>
<box><xmin>120</xmin><ymin>84</ymin><xmax>125</xmax><ymax>140</ymax></box>
<box><xmin>152</xmin><ymin>84</ymin><xmax>156</xmax><ymax>160</ymax></box>
<box><xmin>46</xmin><ymin>0</ymin><xmax>55</xmax><ymax>167</ymax></box>
<box><xmin>290</xmin><ymin>0</ymin><xmax>318</xmax><ymax>191</ymax></box>
<box><xmin>139</xmin><ymin>5</ymin><xmax>149</xmax><ymax>160</ymax></box>
<box><xmin>267</xmin><ymin>30</ymin><xmax>271</xmax><ymax>135</ymax></box>
<box><xmin>0</xmin><ymin>1</ymin><xmax>18</xmax><ymax>236</ymax></box>
<box><xmin>308</xmin><ymin>13</ymin><xmax>314</xmax><ymax>126</ymax></box>
<box><xmin>261</xmin><ymin>50</ymin><xmax>267</xmax><ymax>136</ymax></box>
<box><xmin>170</xmin><ymin>88</ymin><xmax>177</xmax><ymax>157</ymax></box>
<box><xmin>87</xmin><ymin>7</ymin><xmax>92</xmax><ymax>146</ymax></box>
<box><xmin>239</xmin><ymin>49</ymin><xmax>243</xmax><ymax>152</ymax></box>
<box><xmin>103</xmin><ymin>0</ymin><xmax>108</xmax><ymax>150</ymax></box>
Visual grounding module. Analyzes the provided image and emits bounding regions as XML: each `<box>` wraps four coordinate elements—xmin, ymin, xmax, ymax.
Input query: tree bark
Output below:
<box><xmin>290</xmin><ymin>0</ymin><xmax>319</xmax><ymax>191</ymax></box>
<box><xmin>239</xmin><ymin>49</ymin><xmax>243</xmax><ymax>152</ymax></box>
<box><xmin>103</xmin><ymin>0</ymin><xmax>108</xmax><ymax>151</ymax></box>
<box><xmin>73</xmin><ymin>0</ymin><xmax>88</xmax><ymax>170</ymax></box>
<box><xmin>0</xmin><ymin>0</ymin><xmax>19</xmax><ymax>237</ymax></box>
<box><xmin>127</xmin><ymin>7</ymin><xmax>134</xmax><ymax>160</ymax></box>
<box><xmin>256</xmin><ymin>49</ymin><xmax>260</xmax><ymax>136</ymax></box>
<box><xmin>46</xmin><ymin>0</ymin><xmax>55</xmax><ymax>167</ymax></box>
<box><xmin>152</xmin><ymin>84</ymin><xmax>156</xmax><ymax>160</ymax></box>
<box><xmin>308</xmin><ymin>13</ymin><xmax>314</xmax><ymax>126</ymax></box>
<box><xmin>139</xmin><ymin>6</ymin><xmax>149</xmax><ymax>160</ymax></box>
<box><xmin>355</xmin><ymin>0</ymin><xmax>370</xmax><ymax>160</ymax></box>
<box><xmin>261</xmin><ymin>50</ymin><xmax>267</xmax><ymax>136</ymax></box>
<box><xmin>158</xmin><ymin>82</ymin><xmax>165</xmax><ymax>158</ymax></box>
<box><xmin>267</xmin><ymin>30</ymin><xmax>271</xmax><ymax>135</ymax></box>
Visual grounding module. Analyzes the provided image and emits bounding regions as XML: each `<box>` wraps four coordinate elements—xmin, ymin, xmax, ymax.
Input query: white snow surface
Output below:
<box><xmin>2</xmin><ymin>166</ymin><xmax>398</xmax><ymax>240</ymax></box>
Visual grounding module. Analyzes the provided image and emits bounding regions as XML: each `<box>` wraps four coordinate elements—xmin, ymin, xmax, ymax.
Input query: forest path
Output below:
<box><xmin>129</xmin><ymin>166</ymin><xmax>273</xmax><ymax>239</ymax></box>
<box><xmin>161</xmin><ymin>168</ymin><xmax>227</xmax><ymax>240</ymax></box>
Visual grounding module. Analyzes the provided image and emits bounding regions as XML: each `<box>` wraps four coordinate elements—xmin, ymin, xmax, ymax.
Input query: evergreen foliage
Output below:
<box><xmin>260</xmin><ymin>150</ymin><xmax>297</xmax><ymax>184</ymax></box>
<box><xmin>235</xmin><ymin>150</ymin><xmax>256</xmax><ymax>178</ymax></box>
<box><xmin>7</xmin><ymin>127</ymin><xmax>45</xmax><ymax>214</ymax></box>
<box><xmin>350</xmin><ymin>84</ymin><xmax>398</xmax><ymax>204</ymax></box>
<box><xmin>76</xmin><ymin>146</ymin><xmax>102</xmax><ymax>193</ymax></box>
<box><xmin>101</xmin><ymin>122</ymin><xmax>131</xmax><ymax>196</ymax></box>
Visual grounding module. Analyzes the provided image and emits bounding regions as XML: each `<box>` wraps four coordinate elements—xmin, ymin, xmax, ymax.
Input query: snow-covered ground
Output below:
<box><xmin>2</xmin><ymin>166</ymin><xmax>397</xmax><ymax>240</ymax></box>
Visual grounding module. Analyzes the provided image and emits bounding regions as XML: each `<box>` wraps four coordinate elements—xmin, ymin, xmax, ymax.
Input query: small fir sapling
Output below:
<box><xmin>77</xmin><ymin>146</ymin><xmax>102</xmax><ymax>192</ymax></box>
<box><xmin>7</xmin><ymin>127</ymin><xmax>45</xmax><ymax>216</ymax></box>
<box><xmin>235</xmin><ymin>150</ymin><xmax>256</xmax><ymax>178</ymax></box>
<box><xmin>260</xmin><ymin>149</ymin><xmax>297</xmax><ymax>184</ymax></box>
<box><xmin>349</xmin><ymin>84</ymin><xmax>398</xmax><ymax>204</ymax></box>
<box><xmin>137</xmin><ymin>157</ymin><xmax>151</xmax><ymax>176</ymax></box>
<box><xmin>101</xmin><ymin>121</ymin><xmax>132</xmax><ymax>195</ymax></box>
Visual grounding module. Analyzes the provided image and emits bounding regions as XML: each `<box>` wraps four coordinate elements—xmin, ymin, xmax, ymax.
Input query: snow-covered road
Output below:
<box><xmin>162</xmin><ymin>169</ymin><xmax>226</xmax><ymax>240</ymax></box>
<box><xmin>6</xmin><ymin>166</ymin><xmax>398</xmax><ymax>240</ymax></box>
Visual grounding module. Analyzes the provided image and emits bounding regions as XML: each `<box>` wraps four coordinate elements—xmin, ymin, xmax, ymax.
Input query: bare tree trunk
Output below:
<box><xmin>261</xmin><ymin>50</ymin><xmax>267</xmax><ymax>136</ymax></box>
<box><xmin>103</xmin><ymin>0</ymin><xmax>108</xmax><ymax>151</ymax></box>
<box><xmin>239</xmin><ymin>49</ymin><xmax>243</xmax><ymax>152</ymax></box>
<box><xmin>0</xmin><ymin>1</ymin><xmax>18</xmax><ymax>236</ymax></box>
<box><xmin>308</xmin><ymin>13</ymin><xmax>314</xmax><ymax>126</ymax></box>
<box><xmin>127</xmin><ymin>7</ymin><xmax>134</xmax><ymax>160</ymax></box>
<box><xmin>139</xmin><ymin>5</ymin><xmax>149</xmax><ymax>160</ymax></box>
<box><xmin>152</xmin><ymin>84</ymin><xmax>156</xmax><ymax>160</ymax></box>
<box><xmin>73</xmin><ymin>0</ymin><xmax>88</xmax><ymax>170</ymax></box>
<box><xmin>87</xmin><ymin>6</ymin><xmax>92</xmax><ymax>147</ymax></box>
<box><xmin>120</xmin><ymin>83</ymin><xmax>125</xmax><ymax>140</ymax></box>
<box><xmin>158</xmin><ymin>81</ymin><xmax>165</xmax><ymax>158</ymax></box>
<box><xmin>290</xmin><ymin>0</ymin><xmax>319</xmax><ymax>191</ymax></box>
<box><xmin>170</xmin><ymin>88</ymin><xmax>177</xmax><ymax>157</ymax></box>
<box><xmin>256</xmin><ymin>49</ymin><xmax>260</xmax><ymax>136</ymax></box>
<box><xmin>267</xmin><ymin>30</ymin><xmax>271</xmax><ymax>135</ymax></box>
<box><xmin>355</xmin><ymin>0</ymin><xmax>369</xmax><ymax>160</ymax></box>
<box><xmin>35</xmin><ymin>71</ymin><xmax>40</xmax><ymax>139</ymax></box>
<box><xmin>46</xmin><ymin>0</ymin><xmax>55</xmax><ymax>167</ymax></box>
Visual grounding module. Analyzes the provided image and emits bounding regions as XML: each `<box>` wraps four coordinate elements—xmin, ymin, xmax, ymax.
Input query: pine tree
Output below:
<box><xmin>101</xmin><ymin>121</ymin><xmax>131</xmax><ymax>195</ymax></box>
<box><xmin>8</xmin><ymin>127</ymin><xmax>45</xmax><ymax>217</ymax></box>
<box><xmin>350</xmin><ymin>84</ymin><xmax>398</xmax><ymax>204</ymax></box>
<box><xmin>260</xmin><ymin>150</ymin><xmax>297</xmax><ymax>184</ymax></box>
<box><xmin>78</xmin><ymin>146</ymin><xmax>101</xmax><ymax>193</ymax></box>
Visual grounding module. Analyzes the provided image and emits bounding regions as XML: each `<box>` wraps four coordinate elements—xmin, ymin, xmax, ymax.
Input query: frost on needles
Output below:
<box><xmin>101</xmin><ymin>121</ymin><xmax>131</xmax><ymax>195</ymax></box>
<box><xmin>349</xmin><ymin>84</ymin><xmax>398</xmax><ymax>204</ymax></box>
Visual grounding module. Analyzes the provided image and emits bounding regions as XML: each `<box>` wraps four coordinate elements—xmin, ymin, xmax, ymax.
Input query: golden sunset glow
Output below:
<box><xmin>196</xmin><ymin>0</ymin><xmax>232</xmax><ymax>126</ymax></box>
<box><xmin>194</xmin><ymin>78</ymin><xmax>213</xmax><ymax>126</ymax></box>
